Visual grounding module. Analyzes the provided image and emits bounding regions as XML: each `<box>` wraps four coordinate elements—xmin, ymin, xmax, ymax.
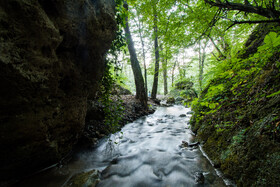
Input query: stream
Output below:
<box><xmin>17</xmin><ymin>105</ymin><xmax>231</xmax><ymax>187</ymax></box>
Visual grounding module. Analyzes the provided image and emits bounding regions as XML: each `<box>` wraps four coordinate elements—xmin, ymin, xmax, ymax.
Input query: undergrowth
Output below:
<box><xmin>190</xmin><ymin>24</ymin><xmax>280</xmax><ymax>186</ymax></box>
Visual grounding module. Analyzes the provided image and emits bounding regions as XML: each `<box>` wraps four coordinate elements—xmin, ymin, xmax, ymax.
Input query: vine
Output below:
<box><xmin>97</xmin><ymin>0</ymin><xmax>127</xmax><ymax>135</ymax></box>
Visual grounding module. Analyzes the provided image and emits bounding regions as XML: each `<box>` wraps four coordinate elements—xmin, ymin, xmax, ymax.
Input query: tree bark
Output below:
<box><xmin>124</xmin><ymin>2</ymin><xmax>147</xmax><ymax>107</ymax></box>
<box><xmin>163</xmin><ymin>58</ymin><xmax>168</xmax><ymax>95</ymax></box>
<box><xmin>207</xmin><ymin>35</ymin><xmax>225</xmax><ymax>60</ymax></box>
<box><xmin>198</xmin><ymin>40</ymin><xmax>208</xmax><ymax>91</ymax></box>
<box><xmin>151</xmin><ymin>12</ymin><xmax>160</xmax><ymax>99</ymax></box>
<box><xmin>204</xmin><ymin>0</ymin><xmax>280</xmax><ymax>19</ymax></box>
<box><xmin>135</xmin><ymin>6</ymin><xmax>148</xmax><ymax>97</ymax></box>
<box><xmin>161</xmin><ymin>47</ymin><xmax>168</xmax><ymax>95</ymax></box>
<box><xmin>171</xmin><ymin>59</ymin><xmax>177</xmax><ymax>87</ymax></box>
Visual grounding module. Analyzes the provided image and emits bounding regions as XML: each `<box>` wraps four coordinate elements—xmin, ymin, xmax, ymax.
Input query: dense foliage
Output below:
<box><xmin>190</xmin><ymin>23</ymin><xmax>280</xmax><ymax>185</ymax></box>
<box><xmin>97</xmin><ymin>0</ymin><xmax>127</xmax><ymax>134</ymax></box>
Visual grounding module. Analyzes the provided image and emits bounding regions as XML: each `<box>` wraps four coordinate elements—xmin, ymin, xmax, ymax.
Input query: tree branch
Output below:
<box><xmin>204</xmin><ymin>0</ymin><xmax>280</xmax><ymax>19</ymax></box>
<box><xmin>226</xmin><ymin>19</ymin><xmax>280</xmax><ymax>31</ymax></box>
<box><xmin>207</xmin><ymin>35</ymin><xmax>226</xmax><ymax>59</ymax></box>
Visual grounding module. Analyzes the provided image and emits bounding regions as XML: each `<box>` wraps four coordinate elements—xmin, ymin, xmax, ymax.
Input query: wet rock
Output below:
<box><xmin>187</xmin><ymin>111</ymin><xmax>194</xmax><ymax>115</ymax></box>
<box><xmin>152</xmin><ymin>98</ymin><xmax>161</xmax><ymax>105</ymax></box>
<box><xmin>181</xmin><ymin>141</ymin><xmax>189</xmax><ymax>147</ymax></box>
<box><xmin>110</xmin><ymin>158</ymin><xmax>118</xmax><ymax>164</ymax></box>
<box><xmin>164</xmin><ymin>114</ymin><xmax>173</xmax><ymax>119</ymax></box>
<box><xmin>181</xmin><ymin>141</ymin><xmax>199</xmax><ymax>148</ymax></box>
<box><xmin>0</xmin><ymin>0</ymin><xmax>116</xmax><ymax>181</ymax></box>
<box><xmin>189</xmin><ymin>142</ymin><xmax>200</xmax><ymax>147</ymax></box>
<box><xmin>148</xmin><ymin>122</ymin><xmax>154</xmax><ymax>126</ymax></box>
<box><xmin>65</xmin><ymin>170</ymin><xmax>100</xmax><ymax>187</ymax></box>
<box><xmin>157</xmin><ymin>119</ymin><xmax>166</xmax><ymax>123</ymax></box>
<box><xmin>194</xmin><ymin>172</ymin><xmax>205</xmax><ymax>184</ymax></box>
<box><xmin>179</xmin><ymin>114</ymin><xmax>186</xmax><ymax>117</ymax></box>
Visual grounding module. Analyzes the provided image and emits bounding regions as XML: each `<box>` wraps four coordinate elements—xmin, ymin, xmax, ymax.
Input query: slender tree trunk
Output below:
<box><xmin>123</xmin><ymin>2</ymin><xmax>147</xmax><ymax>107</ymax></box>
<box><xmin>207</xmin><ymin>35</ymin><xmax>225</xmax><ymax>59</ymax></box>
<box><xmin>162</xmin><ymin>16</ymin><xmax>170</xmax><ymax>95</ymax></box>
<box><xmin>143</xmin><ymin>51</ymin><xmax>148</xmax><ymax>97</ymax></box>
<box><xmin>151</xmin><ymin>12</ymin><xmax>160</xmax><ymax>99</ymax></box>
<box><xmin>160</xmin><ymin>46</ymin><xmax>168</xmax><ymax>95</ymax></box>
<box><xmin>171</xmin><ymin>59</ymin><xmax>177</xmax><ymax>87</ymax></box>
<box><xmin>135</xmin><ymin>7</ymin><xmax>148</xmax><ymax>96</ymax></box>
<box><xmin>198</xmin><ymin>40</ymin><xmax>208</xmax><ymax>91</ymax></box>
<box><xmin>163</xmin><ymin>58</ymin><xmax>168</xmax><ymax>95</ymax></box>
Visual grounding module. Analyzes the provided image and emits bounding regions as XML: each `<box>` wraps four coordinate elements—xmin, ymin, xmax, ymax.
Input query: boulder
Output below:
<box><xmin>187</xmin><ymin>111</ymin><xmax>194</xmax><ymax>115</ymax></box>
<box><xmin>175</xmin><ymin>80</ymin><xmax>194</xmax><ymax>90</ymax></box>
<box><xmin>0</xmin><ymin>0</ymin><xmax>116</xmax><ymax>180</ymax></box>
<box><xmin>166</xmin><ymin>97</ymin><xmax>175</xmax><ymax>104</ymax></box>
<box><xmin>169</xmin><ymin>80</ymin><xmax>197</xmax><ymax>105</ymax></box>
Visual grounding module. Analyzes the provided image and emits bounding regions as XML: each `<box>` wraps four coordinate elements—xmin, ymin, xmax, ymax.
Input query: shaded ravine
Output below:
<box><xmin>17</xmin><ymin>106</ymin><xmax>232</xmax><ymax>187</ymax></box>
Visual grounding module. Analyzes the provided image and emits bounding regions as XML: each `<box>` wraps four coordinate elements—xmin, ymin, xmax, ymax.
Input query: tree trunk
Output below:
<box><xmin>151</xmin><ymin>13</ymin><xmax>160</xmax><ymax>99</ymax></box>
<box><xmin>207</xmin><ymin>35</ymin><xmax>225</xmax><ymax>59</ymax></box>
<box><xmin>163</xmin><ymin>58</ymin><xmax>168</xmax><ymax>95</ymax></box>
<box><xmin>124</xmin><ymin>2</ymin><xmax>147</xmax><ymax>107</ymax></box>
<box><xmin>135</xmin><ymin>7</ymin><xmax>148</xmax><ymax>96</ymax></box>
<box><xmin>171</xmin><ymin>59</ymin><xmax>177</xmax><ymax>87</ymax></box>
<box><xmin>160</xmin><ymin>46</ymin><xmax>168</xmax><ymax>95</ymax></box>
<box><xmin>198</xmin><ymin>40</ymin><xmax>208</xmax><ymax>91</ymax></box>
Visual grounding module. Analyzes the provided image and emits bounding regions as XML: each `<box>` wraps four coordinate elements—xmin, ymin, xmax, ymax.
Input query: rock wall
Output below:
<box><xmin>0</xmin><ymin>0</ymin><xmax>116</xmax><ymax>181</ymax></box>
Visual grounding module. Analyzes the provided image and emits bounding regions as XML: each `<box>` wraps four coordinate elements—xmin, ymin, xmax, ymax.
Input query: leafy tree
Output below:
<box><xmin>123</xmin><ymin>1</ymin><xmax>147</xmax><ymax>107</ymax></box>
<box><xmin>132</xmin><ymin>4</ymin><xmax>148</xmax><ymax>96</ymax></box>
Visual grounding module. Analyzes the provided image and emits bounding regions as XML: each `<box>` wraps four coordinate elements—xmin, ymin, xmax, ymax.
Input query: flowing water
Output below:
<box><xmin>17</xmin><ymin>106</ymin><xmax>231</xmax><ymax>187</ymax></box>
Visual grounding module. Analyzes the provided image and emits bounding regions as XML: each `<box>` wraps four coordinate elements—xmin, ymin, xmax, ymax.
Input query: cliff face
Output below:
<box><xmin>0</xmin><ymin>0</ymin><xmax>116</xmax><ymax>180</ymax></box>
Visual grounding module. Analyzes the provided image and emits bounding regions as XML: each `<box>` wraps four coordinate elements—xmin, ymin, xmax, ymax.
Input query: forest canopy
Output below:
<box><xmin>109</xmin><ymin>0</ymin><xmax>280</xmax><ymax>98</ymax></box>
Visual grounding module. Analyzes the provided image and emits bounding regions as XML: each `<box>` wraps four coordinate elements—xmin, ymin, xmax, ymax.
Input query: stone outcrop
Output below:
<box><xmin>0</xmin><ymin>0</ymin><xmax>116</xmax><ymax>181</ymax></box>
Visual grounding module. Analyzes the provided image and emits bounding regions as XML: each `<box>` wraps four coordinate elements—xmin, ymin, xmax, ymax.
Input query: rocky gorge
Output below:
<box><xmin>0</xmin><ymin>0</ymin><xmax>116</xmax><ymax>182</ymax></box>
<box><xmin>1</xmin><ymin>0</ymin><xmax>280</xmax><ymax>186</ymax></box>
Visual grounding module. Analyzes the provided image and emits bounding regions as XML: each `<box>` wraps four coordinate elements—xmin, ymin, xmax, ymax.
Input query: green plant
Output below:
<box><xmin>251</xmin><ymin>32</ymin><xmax>280</xmax><ymax>68</ymax></box>
<box><xmin>97</xmin><ymin>1</ymin><xmax>127</xmax><ymax>135</ymax></box>
<box><xmin>232</xmin><ymin>130</ymin><xmax>246</xmax><ymax>145</ymax></box>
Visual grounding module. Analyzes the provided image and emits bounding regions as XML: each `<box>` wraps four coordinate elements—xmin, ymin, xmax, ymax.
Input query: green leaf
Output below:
<box><xmin>209</xmin><ymin>103</ymin><xmax>216</xmax><ymax>109</ymax></box>
<box><xmin>263</xmin><ymin>32</ymin><xmax>280</xmax><ymax>48</ymax></box>
<box><xmin>267</xmin><ymin>90</ymin><xmax>280</xmax><ymax>98</ymax></box>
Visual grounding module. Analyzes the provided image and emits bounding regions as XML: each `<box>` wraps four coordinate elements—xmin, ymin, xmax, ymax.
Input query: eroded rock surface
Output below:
<box><xmin>0</xmin><ymin>0</ymin><xmax>116</xmax><ymax>181</ymax></box>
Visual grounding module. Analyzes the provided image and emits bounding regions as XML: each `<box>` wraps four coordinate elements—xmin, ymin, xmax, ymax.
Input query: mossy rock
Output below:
<box><xmin>65</xmin><ymin>170</ymin><xmax>100</xmax><ymax>187</ymax></box>
<box><xmin>166</xmin><ymin>97</ymin><xmax>175</xmax><ymax>104</ymax></box>
<box><xmin>169</xmin><ymin>80</ymin><xmax>197</xmax><ymax>104</ymax></box>
<box><xmin>175</xmin><ymin>80</ymin><xmax>194</xmax><ymax>90</ymax></box>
